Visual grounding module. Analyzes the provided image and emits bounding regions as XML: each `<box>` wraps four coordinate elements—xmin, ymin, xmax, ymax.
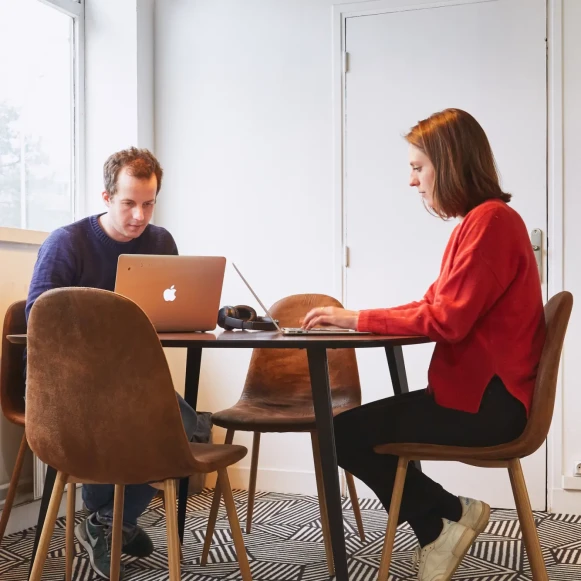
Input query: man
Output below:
<box><xmin>26</xmin><ymin>147</ymin><xmax>203</xmax><ymax>579</ymax></box>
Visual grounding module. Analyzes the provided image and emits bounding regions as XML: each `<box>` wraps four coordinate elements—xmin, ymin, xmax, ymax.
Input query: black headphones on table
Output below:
<box><xmin>217</xmin><ymin>305</ymin><xmax>278</xmax><ymax>331</ymax></box>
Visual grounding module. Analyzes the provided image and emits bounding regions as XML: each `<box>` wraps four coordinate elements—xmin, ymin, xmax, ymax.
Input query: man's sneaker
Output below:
<box><xmin>457</xmin><ymin>496</ymin><xmax>490</xmax><ymax>535</ymax></box>
<box><xmin>122</xmin><ymin>525</ymin><xmax>154</xmax><ymax>557</ymax></box>
<box><xmin>414</xmin><ymin>519</ymin><xmax>476</xmax><ymax>581</ymax></box>
<box><xmin>75</xmin><ymin>513</ymin><xmax>125</xmax><ymax>579</ymax></box>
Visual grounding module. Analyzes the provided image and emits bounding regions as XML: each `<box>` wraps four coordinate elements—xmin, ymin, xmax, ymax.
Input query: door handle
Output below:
<box><xmin>531</xmin><ymin>228</ymin><xmax>542</xmax><ymax>282</ymax></box>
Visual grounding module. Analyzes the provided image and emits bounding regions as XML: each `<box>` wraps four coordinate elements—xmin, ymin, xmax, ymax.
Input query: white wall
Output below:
<box><xmin>154</xmin><ymin>0</ymin><xmax>348</xmax><ymax>494</ymax></box>
<box><xmin>85</xmin><ymin>0</ymin><xmax>142</xmax><ymax>213</ymax></box>
<box><xmin>154</xmin><ymin>0</ymin><xmax>581</xmax><ymax>510</ymax></box>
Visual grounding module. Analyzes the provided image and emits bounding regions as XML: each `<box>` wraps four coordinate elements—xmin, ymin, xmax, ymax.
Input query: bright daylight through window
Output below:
<box><xmin>0</xmin><ymin>0</ymin><xmax>79</xmax><ymax>232</ymax></box>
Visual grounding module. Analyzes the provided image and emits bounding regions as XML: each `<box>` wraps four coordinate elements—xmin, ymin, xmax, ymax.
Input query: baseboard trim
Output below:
<box><xmin>561</xmin><ymin>476</ymin><xmax>581</xmax><ymax>491</ymax></box>
<box><xmin>2</xmin><ymin>486</ymin><xmax>83</xmax><ymax>537</ymax></box>
<box><xmin>550</xmin><ymin>487</ymin><xmax>581</xmax><ymax>515</ymax></box>
<box><xmin>0</xmin><ymin>477</ymin><xmax>33</xmax><ymax>505</ymax></box>
<box><xmin>205</xmin><ymin>466</ymin><xmax>328</xmax><ymax>496</ymax></box>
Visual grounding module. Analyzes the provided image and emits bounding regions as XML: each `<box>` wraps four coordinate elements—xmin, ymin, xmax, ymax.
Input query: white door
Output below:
<box><xmin>343</xmin><ymin>0</ymin><xmax>547</xmax><ymax>509</ymax></box>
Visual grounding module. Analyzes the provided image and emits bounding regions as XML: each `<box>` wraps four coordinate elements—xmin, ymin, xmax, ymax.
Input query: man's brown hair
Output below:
<box><xmin>405</xmin><ymin>108</ymin><xmax>511</xmax><ymax>219</ymax></box>
<box><xmin>103</xmin><ymin>147</ymin><xmax>163</xmax><ymax>198</ymax></box>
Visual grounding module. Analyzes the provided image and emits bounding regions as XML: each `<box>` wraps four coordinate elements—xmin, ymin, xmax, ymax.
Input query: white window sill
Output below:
<box><xmin>0</xmin><ymin>227</ymin><xmax>49</xmax><ymax>246</ymax></box>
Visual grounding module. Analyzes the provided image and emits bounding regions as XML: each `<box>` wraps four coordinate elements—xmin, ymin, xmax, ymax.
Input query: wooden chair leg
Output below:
<box><xmin>161</xmin><ymin>487</ymin><xmax>183</xmax><ymax>561</ymax></box>
<box><xmin>378</xmin><ymin>456</ymin><xmax>408</xmax><ymax>581</ymax></box>
<box><xmin>164</xmin><ymin>479</ymin><xmax>182</xmax><ymax>581</ymax></box>
<box><xmin>224</xmin><ymin>428</ymin><xmax>235</xmax><ymax>445</ymax></box>
<box><xmin>218</xmin><ymin>468</ymin><xmax>252</xmax><ymax>581</ymax></box>
<box><xmin>65</xmin><ymin>482</ymin><xmax>76</xmax><ymax>581</ymax></box>
<box><xmin>246</xmin><ymin>432</ymin><xmax>261</xmax><ymax>534</ymax></box>
<box><xmin>201</xmin><ymin>428</ymin><xmax>235</xmax><ymax>565</ymax></box>
<box><xmin>0</xmin><ymin>432</ymin><xmax>28</xmax><ymax>546</ymax></box>
<box><xmin>109</xmin><ymin>484</ymin><xmax>125</xmax><ymax>581</ymax></box>
<box><xmin>345</xmin><ymin>471</ymin><xmax>365</xmax><ymax>542</ymax></box>
<box><xmin>201</xmin><ymin>478</ymin><xmax>221</xmax><ymax>565</ymax></box>
<box><xmin>311</xmin><ymin>431</ymin><xmax>334</xmax><ymax>576</ymax></box>
<box><xmin>29</xmin><ymin>471</ymin><xmax>68</xmax><ymax>581</ymax></box>
<box><xmin>508</xmin><ymin>459</ymin><xmax>549</xmax><ymax>581</ymax></box>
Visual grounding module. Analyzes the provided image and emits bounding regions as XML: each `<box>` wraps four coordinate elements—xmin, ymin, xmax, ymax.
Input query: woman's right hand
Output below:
<box><xmin>301</xmin><ymin>306</ymin><xmax>360</xmax><ymax>330</ymax></box>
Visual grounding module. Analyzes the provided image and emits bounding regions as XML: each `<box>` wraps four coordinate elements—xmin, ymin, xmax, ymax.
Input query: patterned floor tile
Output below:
<box><xmin>2</xmin><ymin>488</ymin><xmax>578</xmax><ymax>580</ymax></box>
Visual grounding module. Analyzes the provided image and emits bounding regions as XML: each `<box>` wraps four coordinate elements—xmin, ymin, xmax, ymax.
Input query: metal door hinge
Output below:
<box><xmin>344</xmin><ymin>245</ymin><xmax>350</xmax><ymax>268</ymax></box>
<box><xmin>343</xmin><ymin>52</ymin><xmax>350</xmax><ymax>73</ymax></box>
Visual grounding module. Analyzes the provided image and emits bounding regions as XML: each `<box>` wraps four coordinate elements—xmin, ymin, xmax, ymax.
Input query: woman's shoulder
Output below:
<box><xmin>456</xmin><ymin>200</ymin><xmax>531</xmax><ymax>259</ymax></box>
<box><xmin>463</xmin><ymin>199</ymin><xmax>526</xmax><ymax>233</ymax></box>
<box><xmin>468</xmin><ymin>198</ymin><xmax>516</xmax><ymax>218</ymax></box>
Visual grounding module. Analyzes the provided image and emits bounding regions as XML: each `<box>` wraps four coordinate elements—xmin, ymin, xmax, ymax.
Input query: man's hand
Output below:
<box><xmin>301</xmin><ymin>306</ymin><xmax>359</xmax><ymax>330</ymax></box>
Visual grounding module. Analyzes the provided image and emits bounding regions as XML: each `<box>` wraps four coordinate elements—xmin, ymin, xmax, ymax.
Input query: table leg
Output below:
<box><xmin>307</xmin><ymin>347</ymin><xmax>349</xmax><ymax>581</ymax></box>
<box><xmin>179</xmin><ymin>347</ymin><xmax>203</xmax><ymax>544</ymax></box>
<box><xmin>385</xmin><ymin>346</ymin><xmax>421</xmax><ymax>471</ymax></box>
<box><xmin>28</xmin><ymin>465</ymin><xmax>57</xmax><ymax>580</ymax></box>
<box><xmin>385</xmin><ymin>346</ymin><xmax>409</xmax><ymax>395</ymax></box>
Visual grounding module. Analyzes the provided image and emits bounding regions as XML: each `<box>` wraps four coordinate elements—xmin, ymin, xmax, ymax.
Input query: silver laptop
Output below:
<box><xmin>232</xmin><ymin>263</ymin><xmax>370</xmax><ymax>335</ymax></box>
<box><xmin>115</xmin><ymin>255</ymin><xmax>226</xmax><ymax>332</ymax></box>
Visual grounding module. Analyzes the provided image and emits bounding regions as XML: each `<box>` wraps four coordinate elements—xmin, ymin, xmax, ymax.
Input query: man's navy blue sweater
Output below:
<box><xmin>26</xmin><ymin>214</ymin><xmax>178</xmax><ymax>320</ymax></box>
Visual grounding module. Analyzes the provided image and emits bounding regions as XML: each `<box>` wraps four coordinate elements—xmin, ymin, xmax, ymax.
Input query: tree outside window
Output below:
<box><xmin>0</xmin><ymin>0</ymin><xmax>78</xmax><ymax>232</ymax></box>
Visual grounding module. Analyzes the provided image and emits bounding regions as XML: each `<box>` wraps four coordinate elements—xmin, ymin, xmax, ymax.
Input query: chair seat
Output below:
<box><xmin>67</xmin><ymin>443</ymin><xmax>247</xmax><ymax>485</ymax></box>
<box><xmin>212</xmin><ymin>397</ymin><xmax>359</xmax><ymax>432</ymax></box>
<box><xmin>374</xmin><ymin>441</ymin><xmax>518</xmax><ymax>465</ymax></box>
<box><xmin>4</xmin><ymin>409</ymin><xmax>25</xmax><ymax>426</ymax></box>
<box><xmin>188</xmin><ymin>443</ymin><xmax>247</xmax><ymax>473</ymax></box>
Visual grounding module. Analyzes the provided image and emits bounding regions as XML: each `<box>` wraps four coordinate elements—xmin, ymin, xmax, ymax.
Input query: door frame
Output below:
<box><xmin>331</xmin><ymin>0</ymin><xmax>565</xmax><ymax>511</ymax></box>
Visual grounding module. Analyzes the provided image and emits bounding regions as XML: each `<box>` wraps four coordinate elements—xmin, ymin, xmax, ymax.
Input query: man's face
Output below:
<box><xmin>102</xmin><ymin>167</ymin><xmax>157</xmax><ymax>242</ymax></box>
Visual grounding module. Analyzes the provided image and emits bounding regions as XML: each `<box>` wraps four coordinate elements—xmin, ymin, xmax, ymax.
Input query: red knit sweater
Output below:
<box><xmin>357</xmin><ymin>199</ymin><xmax>546</xmax><ymax>415</ymax></box>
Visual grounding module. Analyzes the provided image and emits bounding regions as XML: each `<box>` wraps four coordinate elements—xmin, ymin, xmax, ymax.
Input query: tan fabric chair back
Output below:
<box><xmin>1</xmin><ymin>300</ymin><xmax>27</xmax><ymax>422</ymax></box>
<box><xmin>500</xmin><ymin>291</ymin><xmax>573</xmax><ymax>459</ymax></box>
<box><xmin>241</xmin><ymin>294</ymin><xmax>361</xmax><ymax>408</ymax></box>
<box><xmin>25</xmin><ymin>287</ymin><xmax>199</xmax><ymax>484</ymax></box>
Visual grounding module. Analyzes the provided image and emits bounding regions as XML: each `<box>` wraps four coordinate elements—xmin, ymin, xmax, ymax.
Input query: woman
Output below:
<box><xmin>302</xmin><ymin>108</ymin><xmax>545</xmax><ymax>581</ymax></box>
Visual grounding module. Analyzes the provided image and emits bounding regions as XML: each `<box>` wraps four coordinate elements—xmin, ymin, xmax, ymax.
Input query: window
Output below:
<box><xmin>0</xmin><ymin>0</ymin><xmax>83</xmax><ymax>233</ymax></box>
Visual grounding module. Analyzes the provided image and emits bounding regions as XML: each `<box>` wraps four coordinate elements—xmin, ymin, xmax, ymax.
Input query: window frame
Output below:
<box><xmin>0</xmin><ymin>0</ymin><xmax>84</xmax><ymax>245</ymax></box>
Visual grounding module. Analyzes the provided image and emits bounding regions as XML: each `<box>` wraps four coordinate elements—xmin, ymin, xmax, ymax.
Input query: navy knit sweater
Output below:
<box><xmin>26</xmin><ymin>214</ymin><xmax>178</xmax><ymax>320</ymax></box>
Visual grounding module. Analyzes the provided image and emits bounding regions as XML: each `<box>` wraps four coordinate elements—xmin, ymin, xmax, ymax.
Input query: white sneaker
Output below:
<box><xmin>457</xmin><ymin>496</ymin><xmax>490</xmax><ymax>535</ymax></box>
<box><xmin>414</xmin><ymin>519</ymin><xmax>476</xmax><ymax>581</ymax></box>
<box><xmin>412</xmin><ymin>496</ymin><xmax>490</xmax><ymax>569</ymax></box>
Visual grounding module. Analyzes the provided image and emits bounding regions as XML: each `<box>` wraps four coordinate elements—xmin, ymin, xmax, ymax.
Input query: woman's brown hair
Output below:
<box><xmin>405</xmin><ymin>108</ymin><xmax>511</xmax><ymax>219</ymax></box>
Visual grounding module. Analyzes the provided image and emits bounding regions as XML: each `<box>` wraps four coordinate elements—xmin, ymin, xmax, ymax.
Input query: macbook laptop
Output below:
<box><xmin>232</xmin><ymin>263</ymin><xmax>370</xmax><ymax>335</ymax></box>
<box><xmin>115</xmin><ymin>255</ymin><xmax>226</xmax><ymax>332</ymax></box>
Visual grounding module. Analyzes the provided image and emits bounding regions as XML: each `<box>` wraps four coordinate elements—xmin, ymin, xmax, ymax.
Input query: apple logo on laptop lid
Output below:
<box><xmin>163</xmin><ymin>285</ymin><xmax>177</xmax><ymax>302</ymax></box>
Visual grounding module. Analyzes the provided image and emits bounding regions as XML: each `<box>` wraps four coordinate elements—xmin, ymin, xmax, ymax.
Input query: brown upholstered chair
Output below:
<box><xmin>0</xmin><ymin>300</ymin><xmax>29</xmax><ymax>546</ymax></box>
<box><xmin>207</xmin><ymin>294</ymin><xmax>365</xmax><ymax>576</ymax></box>
<box><xmin>374</xmin><ymin>291</ymin><xmax>573</xmax><ymax>581</ymax></box>
<box><xmin>25</xmin><ymin>288</ymin><xmax>252</xmax><ymax>581</ymax></box>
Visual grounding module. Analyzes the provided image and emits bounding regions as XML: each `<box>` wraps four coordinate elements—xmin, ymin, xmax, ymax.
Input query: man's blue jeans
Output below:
<box><xmin>82</xmin><ymin>393</ymin><xmax>198</xmax><ymax>528</ymax></box>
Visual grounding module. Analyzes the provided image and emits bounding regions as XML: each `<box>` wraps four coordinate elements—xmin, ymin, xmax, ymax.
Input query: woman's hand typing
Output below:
<box><xmin>301</xmin><ymin>306</ymin><xmax>360</xmax><ymax>330</ymax></box>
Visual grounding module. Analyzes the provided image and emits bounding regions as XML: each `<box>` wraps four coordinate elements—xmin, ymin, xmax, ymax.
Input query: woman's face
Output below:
<box><xmin>408</xmin><ymin>144</ymin><xmax>436</xmax><ymax>210</ymax></box>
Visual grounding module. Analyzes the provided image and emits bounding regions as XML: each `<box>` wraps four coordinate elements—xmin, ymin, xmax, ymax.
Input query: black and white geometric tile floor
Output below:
<box><xmin>1</xmin><ymin>489</ymin><xmax>580</xmax><ymax>580</ymax></box>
